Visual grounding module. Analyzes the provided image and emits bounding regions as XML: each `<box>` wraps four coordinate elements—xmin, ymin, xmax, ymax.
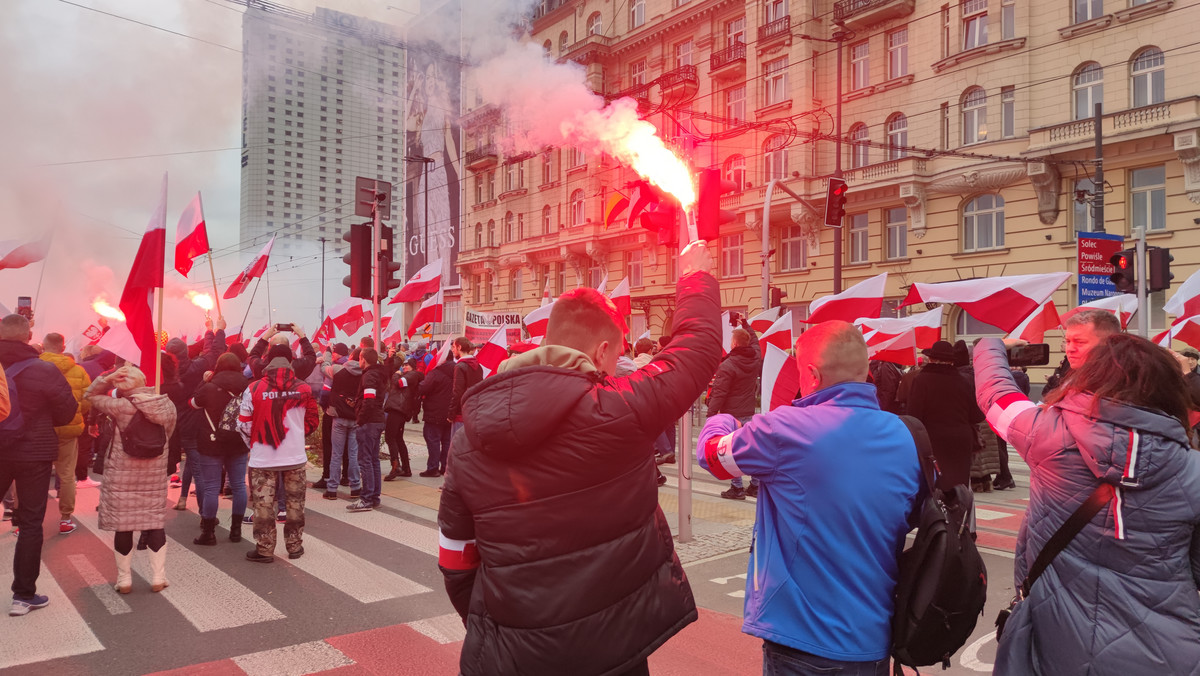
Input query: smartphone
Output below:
<box><xmin>16</xmin><ymin>296</ymin><xmax>33</xmax><ymax>321</ymax></box>
<box><xmin>1007</xmin><ymin>343</ymin><xmax>1050</xmax><ymax>367</ymax></box>
<box><xmin>728</xmin><ymin>312</ymin><xmax>742</xmax><ymax>327</ymax></box>
<box><xmin>274</xmin><ymin>323</ymin><xmax>294</xmax><ymax>332</ymax></box>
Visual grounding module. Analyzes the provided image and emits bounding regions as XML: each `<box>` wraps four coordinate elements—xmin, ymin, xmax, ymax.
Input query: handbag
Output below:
<box><xmin>995</xmin><ymin>481</ymin><xmax>1114</xmax><ymax>640</ymax></box>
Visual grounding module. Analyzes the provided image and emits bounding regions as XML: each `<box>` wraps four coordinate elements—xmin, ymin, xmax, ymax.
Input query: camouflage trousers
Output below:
<box><xmin>249</xmin><ymin>467</ymin><xmax>306</xmax><ymax>556</ymax></box>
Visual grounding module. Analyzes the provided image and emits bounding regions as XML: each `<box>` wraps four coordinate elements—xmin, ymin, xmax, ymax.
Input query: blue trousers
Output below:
<box><xmin>356</xmin><ymin>422</ymin><xmax>385</xmax><ymax>505</ymax></box>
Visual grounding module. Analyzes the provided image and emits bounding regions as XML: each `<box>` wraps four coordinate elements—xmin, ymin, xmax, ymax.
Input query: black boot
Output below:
<box><xmin>384</xmin><ymin>461</ymin><xmax>403</xmax><ymax>482</ymax></box>
<box><xmin>193</xmin><ymin>517</ymin><xmax>218</xmax><ymax>546</ymax></box>
<box><xmin>228</xmin><ymin>516</ymin><xmax>243</xmax><ymax>543</ymax></box>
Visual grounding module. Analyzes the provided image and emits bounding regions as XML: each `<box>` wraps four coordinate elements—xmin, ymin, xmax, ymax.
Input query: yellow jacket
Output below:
<box><xmin>0</xmin><ymin>365</ymin><xmax>9</xmax><ymax>423</ymax></box>
<box><xmin>40</xmin><ymin>351</ymin><xmax>91</xmax><ymax>439</ymax></box>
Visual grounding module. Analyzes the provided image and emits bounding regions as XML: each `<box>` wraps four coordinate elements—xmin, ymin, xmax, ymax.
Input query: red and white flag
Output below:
<box><xmin>804</xmin><ymin>273</ymin><xmax>887</xmax><ymax>324</ymax></box>
<box><xmin>428</xmin><ymin>337</ymin><xmax>454</xmax><ymax>370</ymax></box>
<box><xmin>595</xmin><ymin>272</ymin><xmax>608</xmax><ymax>295</ymax></box>
<box><xmin>900</xmin><ymin>272</ymin><xmax>1070</xmax><ymax>333</ymax></box>
<box><xmin>857</xmin><ymin>306</ymin><xmax>944</xmax><ymax>350</ymax></box>
<box><xmin>540</xmin><ymin>278</ymin><xmax>553</xmax><ymax>307</ymax></box>
<box><xmin>1155</xmin><ymin>316</ymin><xmax>1200</xmax><ymax>350</ymax></box>
<box><xmin>748</xmin><ymin>307</ymin><xmax>782</xmax><ymax>334</ymax></box>
<box><xmin>224</xmin><ymin>325</ymin><xmax>243</xmax><ymax>347</ymax></box>
<box><xmin>761</xmin><ymin>343</ymin><xmax>800</xmax><ymax>412</ymax></box>
<box><xmin>313</xmin><ymin>316</ymin><xmax>336</xmax><ymax>344</ymax></box>
<box><xmin>477</xmin><ymin>326</ymin><xmax>509</xmax><ymax>377</ymax></box>
<box><xmin>327</xmin><ymin>297</ymin><xmax>371</xmax><ymax>335</ymax></box>
<box><xmin>390</xmin><ymin>258</ymin><xmax>443</xmax><ymax>304</ymax></box>
<box><xmin>759</xmin><ymin>311</ymin><xmax>793</xmax><ymax>353</ymax></box>
<box><xmin>720</xmin><ymin>311</ymin><xmax>734</xmax><ymax>355</ymax></box>
<box><xmin>524</xmin><ymin>301</ymin><xmax>555</xmax><ymax>339</ymax></box>
<box><xmin>118</xmin><ymin>173</ymin><xmax>168</xmax><ymax>385</ymax></box>
<box><xmin>0</xmin><ymin>235</ymin><xmax>52</xmax><ymax>271</ymax></box>
<box><xmin>609</xmin><ymin>277</ymin><xmax>631</xmax><ymax>317</ymax></box>
<box><xmin>223</xmin><ymin>236</ymin><xmax>274</xmax><ymax>299</ymax></box>
<box><xmin>174</xmin><ymin>192</ymin><xmax>209</xmax><ymax>277</ymax></box>
<box><xmin>866</xmin><ymin>329</ymin><xmax>920</xmax><ymax>366</ymax></box>
<box><xmin>1165</xmin><ymin>268</ymin><xmax>1200</xmax><ymax>319</ymax></box>
<box><xmin>1007</xmin><ymin>300</ymin><xmax>1061</xmax><ymax>344</ymax></box>
<box><xmin>1061</xmin><ymin>294</ymin><xmax>1138</xmax><ymax>330</ymax></box>
<box><xmin>407</xmin><ymin>289</ymin><xmax>444</xmax><ymax>338</ymax></box>
<box><xmin>380</xmin><ymin>309</ymin><xmax>406</xmax><ymax>345</ymax></box>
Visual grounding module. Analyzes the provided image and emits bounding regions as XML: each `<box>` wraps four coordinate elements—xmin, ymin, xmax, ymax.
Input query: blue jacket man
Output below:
<box><xmin>697</xmin><ymin>320</ymin><xmax>921</xmax><ymax>671</ymax></box>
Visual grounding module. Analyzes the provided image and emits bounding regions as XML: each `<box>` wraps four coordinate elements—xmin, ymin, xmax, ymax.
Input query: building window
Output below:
<box><xmin>1072</xmin><ymin>178</ymin><xmax>1097</xmax><ymax>234</ymax></box>
<box><xmin>886</xmin><ymin>114</ymin><xmax>908</xmax><ymax>160</ymax></box>
<box><xmin>764</xmin><ymin>57</ymin><xmax>788</xmax><ymax>106</ymax></box>
<box><xmin>505</xmin><ymin>163</ymin><xmax>518</xmax><ymax>192</ymax></box>
<box><xmin>630</xmin><ymin>60</ymin><xmax>646</xmax><ymax>86</ymax></box>
<box><xmin>570</xmin><ymin>189</ymin><xmax>586</xmax><ymax>226</ymax></box>
<box><xmin>587</xmin><ymin>12</ymin><xmax>602</xmax><ymax>35</ymax></box>
<box><xmin>764</xmin><ymin>136</ymin><xmax>788</xmax><ymax>181</ymax></box>
<box><xmin>559</xmin><ymin>31</ymin><xmax>569</xmax><ymax>55</ymax></box>
<box><xmin>851</xmin><ymin>41</ymin><xmax>870</xmax><ymax>90</ymax></box>
<box><xmin>542</xmin><ymin>151</ymin><xmax>555</xmax><ymax>184</ymax></box>
<box><xmin>1001</xmin><ymin>86</ymin><xmax>1015</xmax><ymax>138</ymax></box>
<box><xmin>589</xmin><ymin>262</ymin><xmax>605</xmax><ymax>289</ymax></box>
<box><xmin>1074</xmin><ymin>0</ymin><xmax>1102</xmax><ymax>23</ymax></box>
<box><xmin>765</xmin><ymin>0</ymin><xmax>788</xmax><ymax>22</ymax></box>
<box><xmin>940</xmin><ymin>102</ymin><xmax>951</xmax><ymax>149</ymax></box>
<box><xmin>542</xmin><ymin>205</ymin><xmax>553</xmax><ymax>234</ymax></box>
<box><xmin>558</xmin><ymin>262</ymin><xmax>569</xmax><ymax>294</ymax></box>
<box><xmin>505</xmin><ymin>212</ymin><xmax>515</xmax><ymax>242</ymax></box>
<box><xmin>726</xmin><ymin>85</ymin><xmax>746</xmax><ymax>124</ymax></box>
<box><xmin>517</xmin><ymin>213</ymin><xmax>524</xmax><ymax>240</ymax></box>
<box><xmin>941</xmin><ymin>4</ymin><xmax>952</xmax><ymax>58</ymax></box>
<box><xmin>1130</xmin><ymin>165</ymin><xmax>1166</xmax><ymax>232</ymax></box>
<box><xmin>721</xmin><ymin>234</ymin><xmax>744</xmax><ymax>277</ymax></box>
<box><xmin>1001</xmin><ymin>0</ymin><xmax>1014</xmax><ymax>39</ymax></box>
<box><xmin>963</xmin><ymin>194</ymin><xmax>1005</xmax><ymax>251</ymax></box>
<box><xmin>1131</xmin><ymin>47</ymin><xmax>1165</xmax><ymax>108</ymax></box>
<box><xmin>962</xmin><ymin>87</ymin><xmax>987</xmax><ymax>145</ymax></box>
<box><xmin>511</xmin><ymin>269</ymin><xmax>524</xmax><ymax>300</ymax></box>
<box><xmin>849</xmin><ymin>213</ymin><xmax>869</xmax><ymax>264</ymax></box>
<box><xmin>630</xmin><ymin>0</ymin><xmax>645</xmax><ymax>28</ymax></box>
<box><xmin>724</xmin><ymin>154</ymin><xmax>746</xmax><ymax>190</ymax></box>
<box><xmin>543</xmin><ymin>40</ymin><xmax>552</xmax><ymax>56</ymax></box>
<box><xmin>781</xmin><ymin>225</ymin><xmax>807</xmax><ymax>271</ymax></box>
<box><xmin>963</xmin><ymin>0</ymin><xmax>989</xmax><ymax>50</ymax></box>
<box><xmin>727</xmin><ymin>17</ymin><xmax>746</xmax><ymax>45</ymax></box>
<box><xmin>627</xmin><ymin>250</ymin><xmax>643</xmax><ymax>287</ymax></box>
<box><xmin>487</xmin><ymin>171</ymin><xmax>496</xmax><ymax>200</ymax></box>
<box><xmin>1073</xmin><ymin>63</ymin><xmax>1103</xmax><ymax>121</ymax></box>
<box><xmin>849</xmin><ymin>124</ymin><xmax>870</xmax><ymax>168</ymax></box>
<box><xmin>487</xmin><ymin>219</ymin><xmax>496</xmax><ymax>246</ymax></box>
<box><xmin>675</xmin><ymin>40</ymin><xmax>693</xmax><ymax>68</ymax></box>
<box><xmin>887</xmin><ymin>28</ymin><xmax>908</xmax><ymax>80</ymax></box>
<box><xmin>886</xmin><ymin>207</ymin><xmax>908</xmax><ymax>259</ymax></box>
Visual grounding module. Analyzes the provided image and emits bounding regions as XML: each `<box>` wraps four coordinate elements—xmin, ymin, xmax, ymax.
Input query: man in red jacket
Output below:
<box><xmin>437</xmin><ymin>242</ymin><xmax>720</xmax><ymax>676</ymax></box>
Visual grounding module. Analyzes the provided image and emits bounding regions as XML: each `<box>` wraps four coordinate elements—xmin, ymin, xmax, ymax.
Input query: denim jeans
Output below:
<box><xmin>356</xmin><ymin>422</ymin><xmax>385</xmax><ymax>505</ymax></box>
<box><xmin>196</xmin><ymin>453</ymin><xmax>248</xmax><ymax>521</ymax></box>
<box><xmin>179</xmin><ymin>435</ymin><xmax>206</xmax><ymax>513</ymax></box>
<box><xmin>329</xmin><ymin>418</ymin><xmax>360</xmax><ymax>491</ymax></box>
<box><xmin>423</xmin><ymin>422</ymin><xmax>452</xmax><ymax>473</ymax></box>
<box><xmin>762</xmin><ymin>641</ymin><xmax>889</xmax><ymax>676</ymax></box>
<box><xmin>729</xmin><ymin>416</ymin><xmax>758</xmax><ymax>490</ymax></box>
<box><xmin>0</xmin><ymin>461</ymin><xmax>52</xmax><ymax>599</ymax></box>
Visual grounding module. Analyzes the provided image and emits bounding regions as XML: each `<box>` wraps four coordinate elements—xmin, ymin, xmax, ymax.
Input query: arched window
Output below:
<box><xmin>542</xmin><ymin>205</ymin><xmax>552</xmax><ymax>234</ymax></box>
<box><xmin>587</xmin><ymin>12</ymin><xmax>603</xmax><ymax>36</ymax></box>
<box><xmin>961</xmin><ymin>87</ymin><xmax>987</xmax><ymax>145</ymax></box>
<box><xmin>763</xmin><ymin>136</ymin><xmax>788</xmax><ymax>181</ymax></box>
<box><xmin>962</xmin><ymin>194</ymin><xmax>1005</xmax><ymax>252</ymax></box>
<box><xmin>849</xmin><ymin>123</ymin><xmax>870</xmax><ymax>168</ymax></box>
<box><xmin>1131</xmin><ymin>47</ymin><xmax>1165</xmax><ymax>107</ymax></box>
<box><xmin>474</xmin><ymin>223</ymin><xmax>482</xmax><ymax>249</ymax></box>
<box><xmin>559</xmin><ymin>31</ymin><xmax>569</xmax><ymax>55</ymax></box>
<box><xmin>543</xmin><ymin>40</ymin><xmax>552</xmax><ymax>57</ymax></box>
<box><xmin>504</xmin><ymin>212</ymin><xmax>514</xmax><ymax>243</ymax></box>
<box><xmin>570</xmin><ymin>190</ymin><xmax>586</xmax><ymax>226</ymax></box>
<box><xmin>886</xmin><ymin>114</ymin><xmax>908</xmax><ymax>160</ymax></box>
<box><xmin>1072</xmin><ymin>62</ymin><xmax>1103</xmax><ymax>121</ymax></box>
<box><xmin>724</xmin><ymin>154</ymin><xmax>746</xmax><ymax>190</ymax></box>
<box><xmin>487</xmin><ymin>219</ymin><xmax>496</xmax><ymax>247</ymax></box>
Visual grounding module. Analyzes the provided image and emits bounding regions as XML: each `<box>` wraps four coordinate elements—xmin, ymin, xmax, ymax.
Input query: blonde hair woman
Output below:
<box><xmin>85</xmin><ymin>365</ymin><xmax>176</xmax><ymax>593</ymax></box>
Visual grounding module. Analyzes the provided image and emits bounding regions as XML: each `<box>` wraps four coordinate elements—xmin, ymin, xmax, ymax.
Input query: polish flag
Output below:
<box><xmin>1061</xmin><ymin>294</ymin><xmax>1138</xmax><ymax>330</ymax></box>
<box><xmin>524</xmin><ymin>301</ymin><xmax>555</xmax><ymax>339</ymax></box>
<box><xmin>173</xmin><ymin>192</ymin><xmax>209</xmax><ymax>277</ymax></box>
<box><xmin>407</xmin><ymin>289</ymin><xmax>444</xmax><ymax>338</ymax></box>
<box><xmin>637</xmin><ymin>329</ymin><xmax>651</xmax><ymax>341</ymax></box>
<box><xmin>867</xmin><ymin>329</ymin><xmax>920</xmax><ymax>366</ymax></box>
<box><xmin>252</xmin><ymin>324</ymin><xmax>269</xmax><ymax>341</ymax></box>
<box><xmin>224</xmin><ymin>325</ymin><xmax>243</xmax><ymax>347</ymax></box>
<box><xmin>748</xmin><ymin>307</ymin><xmax>782</xmax><ymax>334</ymax></box>
<box><xmin>1165</xmin><ymin>268</ymin><xmax>1200</xmax><ymax>320</ymax></box>
<box><xmin>595</xmin><ymin>272</ymin><xmax>608</xmax><ymax>294</ymax></box>
<box><xmin>540</xmin><ymin>278</ymin><xmax>553</xmax><ymax>307</ymax></box>
<box><xmin>1007</xmin><ymin>300</ymin><xmax>1061</xmax><ymax>344</ymax></box>
<box><xmin>761</xmin><ymin>343</ymin><xmax>800</xmax><ymax>412</ymax></box>
<box><xmin>477</xmin><ymin>326</ymin><xmax>509</xmax><ymax>377</ymax></box>
<box><xmin>313</xmin><ymin>316</ymin><xmax>336</xmax><ymax>344</ymax></box>
<box><xmin>96</xmin><ymin>323</ymin><xmax>143</xmax><ymax>369</ymax></box>
<box><xmin>390</xmin><ymin>258</ymin><xmax>443</xmax><ymax>304</ymax></box>
<box><xmin>759</xmin><ymin>311</ymin><xmax>793</xmax><ymax>353</ymax></box>
<box><xmin>857</xmin><ymin>306</ymin><xmax>944</xmax><ymax>349</ymax></box>
<box><xmin>1155</xmin><ymin>315</ymin><xmax>1200</xmax><ymax>350</ymax></box>
<box><xmin>609</xmin><ymin>277</ymin><xmax>631</xmax><ymax>317</ymax></box>
<box><xmin>428</xmin><ymin>336</ymin><xmax>454</xmax><ymax>370</ymax></box>
<box><xmin>900</xmin><ymin>272</ymin><xmax>1070</xmax><ymax>333</ymax></box>
<box><xmin>328</xmin><ymin>297</ymin><xmax>370</xmax><ymax>335</ymax></box>
<box><xmin>118</xmin><ymin>173</ymin><xmax>168</xmax><ymax>385</ymax></box>
<box><xmin>380</xmin><ymin>309</ymin><xmax>407</xmax><ymax>345</ymax></box>
<box><xmin>0</xmin><ymin>235</ymin><xmax>52</xmax><ymax>271</ymax></box>
<box><xmin>804</xmin><ymin>273</ymin><xmax>887</xmax><ymax>324</ymax></box>
<box><xmin>720</xmin><ymin>311</ymin><xmax>734</xmax><ymax>354</ymax></box>
<box><xmin>223</xmin><ymin>236</ymin><xmax>274</xmax><ymax>299</ymax></box>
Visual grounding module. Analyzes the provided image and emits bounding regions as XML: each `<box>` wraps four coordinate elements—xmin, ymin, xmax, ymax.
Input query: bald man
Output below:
<box><xmin>696</xmin><ymin>320</ymin><xmax>922</xmax><ymax>674</ymax></box>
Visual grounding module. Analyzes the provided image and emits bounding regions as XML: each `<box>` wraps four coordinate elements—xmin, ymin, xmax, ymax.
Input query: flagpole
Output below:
<box><xmin>207</xmin><ymin>251</ymin><xmax>222</xmax><ymax>319</ymax></box>
<box><xmin>239</xmin><ymin>276</ymin><xmax>263</xmax><ymax>332</ymax></box>
<box><xmin>32</xmin><ymin>256</ymin><xmax>49</xmax><ymax>317</ymax></box>
<box><xmin>266</xmin><ymin>268</ymin><xmax>272</xmax><ymax>325</ymax></box>
<box><xmin>155</xmin><ymin>287</ymin><xmax>163</xmax><ymax>395</ymax></box>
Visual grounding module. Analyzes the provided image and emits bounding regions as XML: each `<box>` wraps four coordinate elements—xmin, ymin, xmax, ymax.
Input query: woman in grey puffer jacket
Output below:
<box><xmin>974</xmin><ymin>334</ymin><xmax>1200</xmax><ymax>675</ymax></box>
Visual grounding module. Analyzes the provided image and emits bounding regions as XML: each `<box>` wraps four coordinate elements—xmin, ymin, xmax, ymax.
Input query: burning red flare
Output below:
<box><xmin>186</xmin><ymin>291</ymin><xmax>214</xmax><ymax>312</ymax></box>
<box><xmin>92</xmin><ymin>298</ymin><xmax>125</xmax><ymax>321</ymax></box>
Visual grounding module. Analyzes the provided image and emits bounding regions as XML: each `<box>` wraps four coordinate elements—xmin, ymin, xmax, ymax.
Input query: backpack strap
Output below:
<box><xmin>1019</xmin><ymin>481</ymin><xmax>1114</xmax><ymax>599</ymax></box>
<box><xmin>898</xmin><ymin>415</ymin><xmax>938</xmax><ymax>495</ymax></box>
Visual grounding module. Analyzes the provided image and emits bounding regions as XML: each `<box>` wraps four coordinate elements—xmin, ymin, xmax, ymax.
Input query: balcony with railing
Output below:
<box><xmin>658</xmin><ymin>64</ymin><xmax>698</xmax><ymax>98</ymax></box>
<box><xmin>562</xmin><ymin>33</ymin><xmax>614</xmax><ymax>65</ymax></box>
<box><xmin>757</xmin><ymin>16</ymin><xmax>791</xmax><ymax>44</ymax></box>
<box><xmin>1027</xmin><ymin>97</ymin><xmax>1200</xmax><ymax>152</ymax></box>
<box><xmin>465</xmin><ymin>144</ymin><xmax>499</xmax><ymax>172</ymax></box>
<box><xmin>709</xmin><ymin>42</ymin><xmax>746</xmax><ymax>79</ymax></box>
<box><xmin>833</xmin><ymin>0</ymin><xmax>915</xmax><ymax>29</ymax></box>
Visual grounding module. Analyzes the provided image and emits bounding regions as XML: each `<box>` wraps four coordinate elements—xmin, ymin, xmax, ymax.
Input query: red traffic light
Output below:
<box><xmin>696</xmin><ymin>168</ymin><xmax>738</xmax><ymax>241</ymax></box>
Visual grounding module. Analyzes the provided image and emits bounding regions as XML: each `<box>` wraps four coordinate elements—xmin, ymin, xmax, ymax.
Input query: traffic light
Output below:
<box><xmin>638</xmin><ymin>196</ymin><xmax>681</xmax><ymax>247</ymax></box>
<box><xmin>377</xmin><ymin>225</ymin><xmax>402</xmax><ymax>299</ymax></box>
<box><xmin>1147</xmin><ymin>246</ymin><xmax>1174</xmax><ymax>292</ymax></box>
<box><xmin>769</xmin><ymin>286</ymin><xmax>787</xmax><ymax>308</ymax></box>
<box><xmin>695</xmin><ymin>168</ymin><xmax>737</xmax><ymax>241</ymax></box>
<box><xmin>1109</xmin><ymin>249</ymin><xmax>1136</xmax><ymax>294</ymax></box>
<box><xmin>824</xmin><ymin>177</ymin><xmax>848</xmax><ymax>227</ymax></box>
<box><xmin>342</xmin><ymin>223</ymin><xmax>372</xmax><ymax>299</ymax></box>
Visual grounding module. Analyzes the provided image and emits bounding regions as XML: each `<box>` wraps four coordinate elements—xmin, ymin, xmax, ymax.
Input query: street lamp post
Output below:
<box><xmin>801</xmin><ymin>25</ymin><xmax>850</xmax><ymax>294</ymax></box>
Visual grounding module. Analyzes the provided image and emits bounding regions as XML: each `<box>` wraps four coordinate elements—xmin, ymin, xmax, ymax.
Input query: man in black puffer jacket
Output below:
<box><xmin>437</xmin><ymin>242</ymin><xmax>720</xmax><ymax>676</ymax></box>
<box><xmin>418</xmin><ymin>355</ymin><xmax>453</xmax><ymax>478</ymax></box>
<box><xmin>707</xmin><ymin>317</ymin><xmax>760</xmax><ymax>500</ymax></box>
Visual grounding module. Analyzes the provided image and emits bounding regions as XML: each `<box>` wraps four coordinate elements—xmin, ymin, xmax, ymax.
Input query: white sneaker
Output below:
<box><xmin>77</xmin><ymin>478</ymin><xmax>102</xmax><ymax>488</ymax></box>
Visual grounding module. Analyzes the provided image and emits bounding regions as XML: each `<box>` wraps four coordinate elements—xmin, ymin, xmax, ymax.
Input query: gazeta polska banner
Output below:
<box><xmin>464</xmin><ymin>309</ymin><xmax>522</xmax><ymax>345</ymax></box>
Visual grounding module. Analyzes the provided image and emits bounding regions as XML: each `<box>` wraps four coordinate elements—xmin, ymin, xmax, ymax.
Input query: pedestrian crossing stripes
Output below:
<box><xmin>66</xmin><ymin>554</ymin><xmax>131</xmax><ymax>615</ymax></box>
<box><xmin>232</xmin><ymin>639</ymin><xmax>355</xmax><ymax>676</ymax></box>
<box><xmin>0</xmin><ymin>541</ymin><xmax>104</xmax><ymax>668</ymax></box>
<box><xmin>290</xmin><ymin>533</ymin><xmax>431</xmax><ymax>603</ymax></box>
<box><xmin>304</xmin><ymin>493</ymin><xmax>440</xmax><ymax>554</ymax></box>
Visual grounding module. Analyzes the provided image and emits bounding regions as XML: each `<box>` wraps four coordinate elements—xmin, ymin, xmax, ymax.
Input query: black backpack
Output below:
<box><xmin>120</xmin><ymin>408</ymin><xmax>167</xmax><ymax>459</ymax></box>
<box><xmin>891</xmin><ymin>416</ymin><xmax>988</xmax><ymax>673</ymax></box>
<box><xmin>0</xmin><ymin>359</ymin><xmax>37</xmax><ymax>446</ymax></box>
